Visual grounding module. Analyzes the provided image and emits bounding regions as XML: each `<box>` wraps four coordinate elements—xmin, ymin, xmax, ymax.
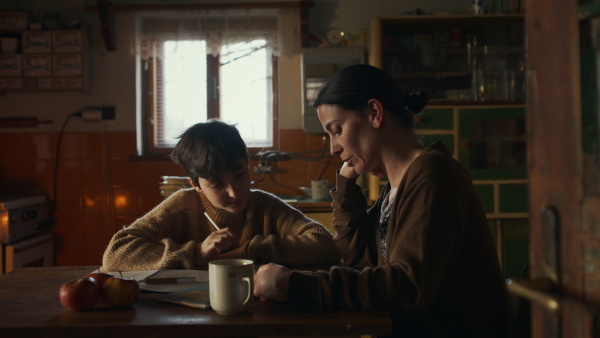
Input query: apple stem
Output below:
<box><xmin>119</xmin><ymin>271</ymin><xmax>123</xmax><ymax>278</ymax></box>
<box><xmin>96</xmin><ymin>265</ymin><xmax>101</xmax><ymax>273</ymax></box>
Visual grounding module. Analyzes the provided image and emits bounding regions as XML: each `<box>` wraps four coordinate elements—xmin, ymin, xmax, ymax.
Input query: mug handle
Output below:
<box><xmin>241</xmin><ymin>277</ymin><xmax>252</xmax><ymax>306</ymax></box>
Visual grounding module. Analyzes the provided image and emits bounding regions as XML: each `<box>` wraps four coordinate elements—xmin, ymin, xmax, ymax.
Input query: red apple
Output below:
<box><xmin>104</xmin><ymin>277</ymin><xmax>140</xmax><ymax>307</ymax></box>
<box><xmin>85</xmin><ymin>272</ymin><xmax>115</xmax><ymax>302</ymax></box>
<box><xmin>59</xmin><ymin>277</ymin><xmax>101</xmax><ymax>311</ymax></box>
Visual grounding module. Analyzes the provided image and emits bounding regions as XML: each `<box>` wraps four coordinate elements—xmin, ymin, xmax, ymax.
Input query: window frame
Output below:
<box><xmin>141</xmin><ymin>44</ymin><xmax>279</xmax><ymax>156</ymax></box>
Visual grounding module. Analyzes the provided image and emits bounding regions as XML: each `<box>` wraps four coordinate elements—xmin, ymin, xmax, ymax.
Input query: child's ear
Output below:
<box><xmin>187</xmin><ymin>177</ymin><xmax>201</xmax><ymax>192</ymax></box>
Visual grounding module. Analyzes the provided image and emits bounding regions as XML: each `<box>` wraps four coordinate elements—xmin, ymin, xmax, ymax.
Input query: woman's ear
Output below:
<box><xmin>187</xmin><ymin>177</ymin><xmax>202</xmax><ymax>192</ymax></box>
<box><xmin>367</xmin><ymin>98</ymin><xmax>384</xmax><ymax>128</ymax></box>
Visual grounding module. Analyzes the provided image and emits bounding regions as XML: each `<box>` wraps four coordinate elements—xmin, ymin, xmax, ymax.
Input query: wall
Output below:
<box><xmin>0</xmin><ymin>0</ymin><xmax>467</xmax><ymax>267</ymax></box>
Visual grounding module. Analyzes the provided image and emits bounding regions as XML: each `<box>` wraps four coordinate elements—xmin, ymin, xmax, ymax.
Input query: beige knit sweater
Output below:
<box><xmin>102</xmin><ymin>188</ymin><xmax>340</xmax><ymax>271</ymax></box>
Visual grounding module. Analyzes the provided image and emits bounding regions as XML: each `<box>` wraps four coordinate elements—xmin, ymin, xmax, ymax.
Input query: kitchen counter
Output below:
<box><xmin>287</xmin><ymin>200</ymin><xmax>333</xmax><ymax>213</ymax></box>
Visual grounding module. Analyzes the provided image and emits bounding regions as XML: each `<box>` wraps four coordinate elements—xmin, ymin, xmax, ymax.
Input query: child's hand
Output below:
<box><xmin>200</xmin><ymin>228</ymin><xmax>237</xmax><ymax>260</ymax></box>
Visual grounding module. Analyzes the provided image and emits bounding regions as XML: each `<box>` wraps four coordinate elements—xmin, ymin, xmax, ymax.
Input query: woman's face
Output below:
<box><xmin>318</xmin><ymin>104</ymin><xmax>380</xmax><ymax>176</ymax></box>
<box><xmin>191</xmin><ymin>160</ymin><xmax>251</xmax><ymax>214</ymax></box>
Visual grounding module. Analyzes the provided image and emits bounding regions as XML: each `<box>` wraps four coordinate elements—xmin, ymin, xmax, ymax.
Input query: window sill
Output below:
<box><xmin>131</xmin><ymin>152</ymin><xmax>268</xmax><ymax>162</ymax></box>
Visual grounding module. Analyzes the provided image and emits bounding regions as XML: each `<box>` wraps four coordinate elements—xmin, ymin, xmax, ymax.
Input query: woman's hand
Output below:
<box><xmin>200</xmin><ymin>228</ymin><xmax>237</xmax><ymax>260</ymax></box>
<box><xmin>253</xmin><ymin>263</ymin><xmax>291</xmax><ymax>302</ymax></box>
<box><xmin>339</xmin><ymin>161</ymin><xmax>359</xmax><ymax>179</ymax></box>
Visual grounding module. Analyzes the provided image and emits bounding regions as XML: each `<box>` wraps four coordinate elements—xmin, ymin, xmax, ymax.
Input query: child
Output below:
<box><xmin>102</xmin><ymin>120</ymin><xmax>340</xmax><ymax>271</ymax></box>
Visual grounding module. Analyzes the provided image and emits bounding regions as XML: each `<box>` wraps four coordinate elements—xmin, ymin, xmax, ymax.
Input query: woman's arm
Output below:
<box><xmin>286</xmin><ymin>162</ymin><xmax>467</xmax><ymax>314</ymax></box>
<box><xmin>330</xmin><ymin>170</ymin><xmax>382</xmax><ymax>269</ymax></box>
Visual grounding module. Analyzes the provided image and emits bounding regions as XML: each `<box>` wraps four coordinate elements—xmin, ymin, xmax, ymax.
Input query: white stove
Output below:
<box><xmin>0</xmin><ymin>195</ymin><xmax>54</xmax><ymax>274</ymax></box>
<box><xmin>0</xmin><ymin>195</ymin><xmax>51</xmax><ymax>244</ymax></box>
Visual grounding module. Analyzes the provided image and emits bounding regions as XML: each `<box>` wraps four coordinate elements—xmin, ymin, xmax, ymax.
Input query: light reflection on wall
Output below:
<box><xmin>84</xmin><ymin>197</ymin><xmax>95</xmax><ymax>207</ymax></box>
<box><xmin>115</xmin><ymin>195</ymin><xmax>128</xmax><ymax>208</ymax></box>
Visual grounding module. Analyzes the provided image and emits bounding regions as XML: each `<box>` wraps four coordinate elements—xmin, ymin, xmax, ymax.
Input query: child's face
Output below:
<box><xmin>193</xmin><ymin>162</ymin><xmax>251</xmax><ymax>214</ymax></box>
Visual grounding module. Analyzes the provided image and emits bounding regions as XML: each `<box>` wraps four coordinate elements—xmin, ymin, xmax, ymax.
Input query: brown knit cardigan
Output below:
<box><xmin>287</xmin><ymin>142</ymin><xmax>520</xmax><ymax>337</ymax></box>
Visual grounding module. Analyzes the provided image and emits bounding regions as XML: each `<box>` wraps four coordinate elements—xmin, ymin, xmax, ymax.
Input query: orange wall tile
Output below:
<box><xmin>81</xmin><ymin>188</ymin><xmax>108</xmax><ymax>216</ymax></box>
<box><xmin>56</xmin><ymin>160</ymin><xmax>82</xmax><ymax>188</ymax></box>
<box><xmin>80</xmin><ymin>132</ymin><xmax>105</xmax><ymax>160</ymax></box>
<box><xmin>109</xmin><ymin>159</ymin><xmax>138</xmax><ymax>187</ymax></box>
<box><xmin>0</xmin><ymin>133</ymin><xmax>24</xmax><ymax>160</ymax></box>
<box><xmin>53</xmin><ymin>216</ymin><xmax>82</xmax><ymax>244</ymax></box>
<box><xmin>55</xmin><ymin>243</ymin><xmax>83</xmax><ymax>266</ymax></box>
<box><xmin>82</xmin><ymin>216</ymin><xmax>113</xmax><ymax>246</ymax></box>
<box><xmin>108</xmin><ymin>132</ymin><xmax>137</xmax><ymax>159</ymax></box>
<box><xmin>81</xmin><ymin>160</ymin><xmax>108</xmax><ymax>188</ymax></box>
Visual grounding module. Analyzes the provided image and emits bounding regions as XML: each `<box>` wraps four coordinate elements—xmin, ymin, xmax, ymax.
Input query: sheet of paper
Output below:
<box><xmin>156</xmin><ymin>283</ymin><xmax>211</xmax><ymax>309</ymax></box>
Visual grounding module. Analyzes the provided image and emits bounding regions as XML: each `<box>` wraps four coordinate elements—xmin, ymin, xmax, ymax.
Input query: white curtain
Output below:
<box><xmin>132</xmin><ymin>7</ymin><xmax>301</xmax><ymax>61</ymax></box>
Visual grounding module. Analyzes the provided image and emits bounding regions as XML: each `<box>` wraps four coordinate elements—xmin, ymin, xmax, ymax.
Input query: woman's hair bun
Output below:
<box><xmin>404</xmin><ymin>91</ymin><xmax>429</xmax><ymax>115</ymax></box>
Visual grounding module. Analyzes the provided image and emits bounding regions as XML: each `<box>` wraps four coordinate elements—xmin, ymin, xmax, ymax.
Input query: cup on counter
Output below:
<box><xmin>311</xmin><ymin>179</ymin><xmax>329</xmax><ymax>201</ymax></box>
<box><xmin>209</xmin><ymin>259</ymin><xmax>254</xmax><ymax>315</ymax></box>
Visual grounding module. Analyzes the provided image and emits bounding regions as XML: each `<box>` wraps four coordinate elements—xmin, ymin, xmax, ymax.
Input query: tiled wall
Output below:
<box><xmin>0</xmin><ymin>129</ymin><xmax>341</xmax><ymax>267</ymax></box>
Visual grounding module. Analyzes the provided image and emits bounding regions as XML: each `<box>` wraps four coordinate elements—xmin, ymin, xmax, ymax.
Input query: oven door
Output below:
<box><xmin>1</xmin><ymin>232</ymin><xmax>54</xmax><ymax>274</ymax></box>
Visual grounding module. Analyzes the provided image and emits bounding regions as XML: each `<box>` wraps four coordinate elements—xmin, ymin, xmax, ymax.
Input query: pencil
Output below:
<box><xmin>204</xmin><ymin>212</ymin><xmax>220</xmax><ymax>230</ymax></box>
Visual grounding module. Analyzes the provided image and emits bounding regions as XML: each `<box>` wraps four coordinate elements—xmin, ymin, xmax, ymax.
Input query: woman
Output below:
<box><xmin>254</xmin><ymin>65</ymin><xmax>519</xmax><ymax>337</ymax></box>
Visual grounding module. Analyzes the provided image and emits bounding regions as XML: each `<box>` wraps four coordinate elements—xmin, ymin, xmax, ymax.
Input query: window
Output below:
<box><xmin>150</xmin><ymin>39</ymin><xmax>276</xmax><ymax>152</ymax></box>
<box><xmin>135</xmin><ymin>8</ymin><xmax>300</xmax><ymax>155</ymax></box>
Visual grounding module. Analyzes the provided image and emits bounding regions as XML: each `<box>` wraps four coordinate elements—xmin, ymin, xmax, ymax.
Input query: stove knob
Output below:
<box><xmin>35</xmin><ymin>220</ymin><xmax>50</xmax><ymax>230</ymax></box>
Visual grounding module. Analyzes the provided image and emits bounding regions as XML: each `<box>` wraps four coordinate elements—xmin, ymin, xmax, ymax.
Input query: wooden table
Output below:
<box><xmin>0</xmin><ymin>266</ymin><xmax>393</xmax><ymax>337</ymax></box>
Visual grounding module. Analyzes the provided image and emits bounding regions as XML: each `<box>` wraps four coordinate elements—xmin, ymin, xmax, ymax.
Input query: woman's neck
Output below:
<box><xmin>380</xmin><ymin>132</ymin><xmax>423</xmax><ymax>189</ymax></box>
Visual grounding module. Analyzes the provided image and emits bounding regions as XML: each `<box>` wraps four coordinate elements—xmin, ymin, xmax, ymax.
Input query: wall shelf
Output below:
<box><xmin>0</xmin><ymin>25</ymin><xmax>89</xmax><ymax>93</ymax></box>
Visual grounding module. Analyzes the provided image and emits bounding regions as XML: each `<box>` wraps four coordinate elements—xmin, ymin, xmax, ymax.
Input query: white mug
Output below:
<box><xmin>209</xmin><ymin>259</ymin><xmax>254</xmax><ymax>315</ymax></box>
<box><xmin>311</xmin><ymin>179</ymin><xmax>329</xmax><ymax>201</ymax></box>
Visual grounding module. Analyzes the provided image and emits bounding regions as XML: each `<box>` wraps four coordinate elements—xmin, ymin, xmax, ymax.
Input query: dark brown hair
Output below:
<box><xmin>311</xmin><ymin>64</ymin><xmax>429</xmax><ymax>128</ymax></box>
<box><xmin>170</xmin><ymin>120</ymin><xmax>248</xmax><ymax>183</ymax></box>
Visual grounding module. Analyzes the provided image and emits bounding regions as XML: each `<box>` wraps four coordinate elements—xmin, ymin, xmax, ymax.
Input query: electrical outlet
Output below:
<box><xmin>82</xmin><ymin>108</ymin><xmax>101</xmax><ymax>122</ymax></box>
<box><xmin>100</xmin><ymin>107</ymin><xmax>115</xmax><ymax>120</ymax></box>
<box><xmin>82</xmin><ymin>106</ymin><xmax>115</xmax><ymax>120</ymax></box>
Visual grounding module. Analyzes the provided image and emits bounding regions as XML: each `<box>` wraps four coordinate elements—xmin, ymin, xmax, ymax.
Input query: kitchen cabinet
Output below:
<box><xmin>367</xmin><ymin>14</ymin><xmax>525</xmax><ymax>103</ymax></box>
<box><xmin>0</xmin><ymin>24</ymin><xmax>89</xmax><ymax>93</ymax></box>
<box><xmin>459</xmin><ymin>107</ymin><xmax>526</xmax><ymax>180</ymax></box>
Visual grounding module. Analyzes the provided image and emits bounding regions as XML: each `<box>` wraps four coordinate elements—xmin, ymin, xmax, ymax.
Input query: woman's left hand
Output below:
<box><xmin>253</xmin><ymin>263</ymin><xmax>291</xmax><ymax>302</ymax></box>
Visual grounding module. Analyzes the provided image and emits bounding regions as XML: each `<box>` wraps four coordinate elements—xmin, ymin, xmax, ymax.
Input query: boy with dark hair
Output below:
<box><xmin>103</xmin><ymin>120</ymin><xmax>340</xmax><ymax>271</ymax></box>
